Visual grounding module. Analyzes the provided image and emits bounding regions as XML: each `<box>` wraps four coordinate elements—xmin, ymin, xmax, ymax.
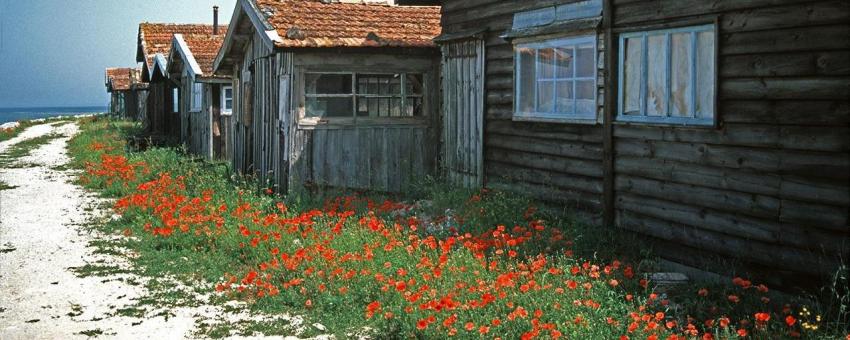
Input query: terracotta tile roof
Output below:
<box><xmin>254</xmin><ymin>0</ymin><xmax>441</xmax><ymax>48</ymax></box>
<box><xmin>180</xmin><ymin>32</ymin><xmax>228</xmax><ymax>75</ymax></box>
<box><xmin>105</xmin><ymin>68</ymin><xmax>138</xmax><ymax>91</ymax></box>
<box><xmin>139</xmin><ymin>23</ymin><xmax>218</xmax><ymax>69</ymax></box>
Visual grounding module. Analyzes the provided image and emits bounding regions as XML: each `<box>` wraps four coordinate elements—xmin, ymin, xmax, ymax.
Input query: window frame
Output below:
<box><xmin>172</xmin><ymin>87</ymin><xmax>180</xmax><ymax>113</ymax></box>
<box><xmin>513</xmin><ymin>34</ymin><xmax>598</xmax><ymax>124</ymax></box>
<box><xmin>221</xmin><ymin>85</ymin><xmax>233</xmax><ymax>115</ymax></box>
<box><xmin>300</xmin><ymin>71</ymin><xmax>426</xmax><ymax>123</ymax></box>
<box><xmin>616</xmin><ymin>23</ymin><xmax>717</xmax><ymax>127</ymax></box>
<box><xmin>190</xmin><ymin>82</ymin><xmax>203</xmax><ymax>112</ymax></box>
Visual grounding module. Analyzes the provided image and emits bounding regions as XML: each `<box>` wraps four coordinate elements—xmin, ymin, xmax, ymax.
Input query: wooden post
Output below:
<box><xmin>602</xmin><ymin>0</ymin><xmax>616</xmax><ymax>227</ymax></box>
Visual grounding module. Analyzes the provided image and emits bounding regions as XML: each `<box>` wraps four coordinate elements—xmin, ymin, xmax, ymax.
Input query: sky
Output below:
<box><xmin>0</xmin><ymin>0</ymin><xmax>236</xmax><ymax>109</ymax></box>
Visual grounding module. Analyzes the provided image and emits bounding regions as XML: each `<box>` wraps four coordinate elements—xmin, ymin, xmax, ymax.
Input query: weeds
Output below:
<box><xmin>68</xmin><ymin>116</ymin><xmax>850</xmax><ymax>339</ymax></box>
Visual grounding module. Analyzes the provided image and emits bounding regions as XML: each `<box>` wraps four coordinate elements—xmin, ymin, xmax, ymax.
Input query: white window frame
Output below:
<box><xmin>617</xmin><ymin>24</ymin><xmax>716</xmax><ymax>126</ymax></box>
<box><xmin>190</xmin><ymin>82</ymin><xmax>203</xmax><ymax>112</ymax></box>
<box><xmin>514</xmin><ymin>35</ymin><xmax>598</xmax><ymax>123</ymax></box>
<box><xmin>221</xmin><ymin>85</ymin><xmax>233</xmax><ymax>115</ymax></box>
<box><xmin>172</xmin><ymin>87</ymin><xmax>180</xmax><ymax>113</ymax></box>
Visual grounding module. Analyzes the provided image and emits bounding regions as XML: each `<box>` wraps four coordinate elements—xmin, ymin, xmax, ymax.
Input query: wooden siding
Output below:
<box><xmin>441</xmin><ymin>0</ymin><xmax>850</xmax><ymax>280</ymax></box>
<box><xmin>231</xmin><ymin>33</ymin><xmax>278</xmax><ymax>182</ymax></box>
<box><xmin>441</xmin><ymin>0</ymin><xmax>607</xmax><ymax>213</ymax></box>
<box><xmin>609</xmin><ymin>0</ymin><xmax>850</xmax><ymax>277</ymax></box>
<box><xmin>144</xmin><ymin>80</ymin><xmax>178</xmax><ymax>137</ymax></box>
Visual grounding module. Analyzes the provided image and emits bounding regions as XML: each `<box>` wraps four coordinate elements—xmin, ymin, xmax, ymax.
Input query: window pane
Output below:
<box><xmin>696</xmin><ymin>31</ymin><xmax>715</xmax><ymax>119</ymax></box>
<box><xmin>406</xmin><ymin>74</ymin><xmax>424</xmax><ymax>95</ymax></box>
<box><xmin>306</xmin><ymin>96</ymin><xmax>353</xmax><ymax>117</ymax></box>
<box><xmin>555</xmin><ymin>80</ymin><xmax>573</xmax><ymax>114</ymax></box>
<box><xmin>576</xmin><ymin>44</ymin><xmax>595</xmax><ymax>78</ymax></box>
<box><xmin>406</xmin><ymin>97</ymin><xmax>423</xmax><ymax>116</ymax></box>
<box><xmin>646</xmin><ymin>34</ymin><xmax>667</xmax><ymax>116</ymax></box>
<box><xmin>554</xmin><ymin>48</ymin><xmax>573</xmax><ymax>78</ymax></box>
<box><xmin>306</xmin><ymin>73</ymin><xmax>352</xmax><ymax>94</ymax></box>
<box><xmin>670</xmin><ymin>32</ymin><xmax>693</xmax><ymax>117</ymax></box>
<box><xmin>623</xmin><ymin>37</ymin><xmax>643</xmax><ymax>115</ymax></box>
<box><xmin>538</xmin><ymin>81</ymin><xmax>554</xmax><ymax>113</ymax></box>
<box><xmin>517</xmin><ymin>47</ymin><xmax>536</xmax><ymax>113</ymax></box>
<box><xmin>576</xmin><ymin>80</ymin><xmax>595</xmax><ymax>117</ymax></box>
<box><xmin>538</xmin><ymin>48</ymin><xmax>555</xmax><ymax>79</ymax></box>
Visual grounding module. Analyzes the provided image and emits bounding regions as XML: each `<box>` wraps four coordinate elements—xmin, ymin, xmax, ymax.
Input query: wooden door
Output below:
<box><xmin>441</xmin><ymin>39</ymin><xmax>485</xmax><ymax>188</ymax></box>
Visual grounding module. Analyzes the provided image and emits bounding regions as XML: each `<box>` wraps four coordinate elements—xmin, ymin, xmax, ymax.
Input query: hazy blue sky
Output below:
<box><xmin>0</xmin><ymin>0</ymin><xmax>236</xmax><ymax>108</ymax></box>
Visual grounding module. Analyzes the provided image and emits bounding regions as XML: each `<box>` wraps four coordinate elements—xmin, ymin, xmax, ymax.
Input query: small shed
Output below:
<box><xmin>137</xmin><ymin>23</ymin><xmax>219</xmax><ymax>139</ymax></box>
<box><xmin>167</xmin><ymin>19</ymin><xmax>231</xmax><ymax>160</ymax></box>
<box><xmin>105</xmin><ymin>67</ymin><xmax>147</xmax><ymax>120</ymax></box>
<box><xmin>437</xmin><ymin>0</ymin><xmax>849</xmax><ymax>285</ymax></box>
<box><xmin>213</xmin><ymin>0</ymin><xmax>442</xmax><ymax>193</ymax></box>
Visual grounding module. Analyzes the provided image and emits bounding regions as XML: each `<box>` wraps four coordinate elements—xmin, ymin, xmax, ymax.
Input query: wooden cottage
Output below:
<box><xmin>213</xmin><ymin>0</ymin><xmax>442</xmax><ymax>192</ymax></box>
<box><xmin>105</xmin><ymin>67</ymin><xmax>147</xmax><ymax>120</ymax></box>
<box><xmin>137</xmin><ymin>23</ymin><xmax>221</xmax><ymax>139</ymax></box>
<box><xmin>437</xmin><ymin>0</ymin><xmax>849</xmax><ymax>284</ymax></box>
<box><xmin>167</xmin><ymin>19</ymin><xmax>231</xmax><ymax>160</ymax></box>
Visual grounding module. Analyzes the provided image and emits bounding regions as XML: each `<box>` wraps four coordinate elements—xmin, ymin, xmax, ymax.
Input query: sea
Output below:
<box><xmin>0</xmin><ymin>106</ymin><xmax>108</xmax><ymax>124</ymax></box>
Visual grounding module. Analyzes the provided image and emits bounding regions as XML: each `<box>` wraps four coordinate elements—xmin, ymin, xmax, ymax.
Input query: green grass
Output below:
<box><xmin>0</xmin><ymin>180</ymin><xmax>17</xmax><ymax>191</ymax></box>
<box><xmin>0</xmin><ymin>132</ymin><xmax>64</xmax><ymax>167</ymax></box>
<box><xmin>0</xmin><ymin>116</ymin><xmax>76</xmax><ymax>142</ymax></box>
<box><xmin>66</xmin><ymin>116</ymin><xmax>850</xmax><ymax>339</ymax></box>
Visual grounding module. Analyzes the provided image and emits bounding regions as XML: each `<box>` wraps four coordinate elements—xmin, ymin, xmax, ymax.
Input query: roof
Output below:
<box><xmin>105</xmin><ymin>68</ymin><xmax>140</xmax><ymax>92</ymax></box>
<box><xmin>255</xmin><ymin>0</ymin><xmax>442</xmax><ymax>48</ymax></box>
<box><xmin>175</xmin><ymin>32</ymin><xmax>228</xmax><ymax>76</ymax></box>
<box><xmin>137</xmin><ymin>23</ymin><xmax>219</xmax><ymax>70</ymax></box>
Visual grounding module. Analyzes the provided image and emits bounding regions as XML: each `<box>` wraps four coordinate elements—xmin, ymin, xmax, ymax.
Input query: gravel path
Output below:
<box><xmin>0</xmin><ymin>122</ymin><xmax>307</xmax><ymax>339</ymax></box>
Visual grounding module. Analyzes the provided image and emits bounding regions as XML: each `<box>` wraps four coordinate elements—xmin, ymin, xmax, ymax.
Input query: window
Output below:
<box><xmin>304</xmin><ymin>72</ymin><xmax>424</xmax><ymax>118</ymax></box>
<box><xmin>190</xmin><ymin>82</ymin><xmax>203</xmax><ymax>112</ymax></box>
<box><xmin>222</xmin><ymin>86</ymin><xmax>233</xmax><ymax>115</ymax></box>
<box><xmin>618</xmin><ymin>24</ymin><xmax>716</xmax><ymax>126</ymax></box>
<box><xmin>515</xmin><ymin>35</ymin><xmax>597</xmax><ymax>122</ymax></box>
<box><xmin>172</xmin><ymin>88</ymin><xmax>179</xmax><ymax>113</ymax></box>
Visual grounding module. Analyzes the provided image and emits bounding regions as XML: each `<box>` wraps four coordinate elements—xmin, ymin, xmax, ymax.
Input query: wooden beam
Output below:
<box><xmin>602</xmin><ymin>0</ymin><xmax>616</xmax><ymax>228</ymax></box>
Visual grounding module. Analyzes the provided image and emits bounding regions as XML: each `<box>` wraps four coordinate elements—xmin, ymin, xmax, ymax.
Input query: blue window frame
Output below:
<box><xmin>617</xmin><ymin>24</ymin><xmax>716</xmax><ymax>126</ymax></box>
<box><xmin>514</xmin><ymin>35</ymin><xmax>597</xmax><ymax>122</ymax></box>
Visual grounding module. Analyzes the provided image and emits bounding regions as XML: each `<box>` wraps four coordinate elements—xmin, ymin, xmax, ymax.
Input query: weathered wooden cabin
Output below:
<box><xmin>213</xmin><ymin>0</ymin><xmax>442</xmax><ymax>192</ymax></box>
<box><xmin>167</xmin><ymin>17</ymin><xmax>231</xmax><ymax>160</ymax></box>
<box><xmin>105</xmin><ymin>67</ymin><xmax>147</xmax><ymax>120</ymax></box>
<box><xmin>438</xmin><ymin>0</ymin><xmax>849</xmax><ymax>284</ymax></box>
<box><xmin>137</xmin><ymin>23</ymin><xmax>220</xmax><ymax>139</ymax></box>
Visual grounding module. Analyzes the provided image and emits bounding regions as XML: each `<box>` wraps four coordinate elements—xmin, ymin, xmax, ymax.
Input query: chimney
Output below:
<box><xmin>213</xmin><ymin>6</ymin><xmax>219</xmax><ymax>35</ymax></box>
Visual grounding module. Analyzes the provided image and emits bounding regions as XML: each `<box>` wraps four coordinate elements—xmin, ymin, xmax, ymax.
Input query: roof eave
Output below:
<box><xmin>169</xmin><ymin>34</ymin><xmax>204</xmax><ymax>79</ymax></box>
<box><xmin>213</xmin><ymin>0</ymin><xmax>282</xmax><ymax>74</ymax></box>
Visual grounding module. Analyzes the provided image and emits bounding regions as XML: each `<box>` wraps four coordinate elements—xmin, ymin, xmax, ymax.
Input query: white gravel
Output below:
<box><xmin>0</xmin><ymin>122</ymin><xmax>323</xmax><ymax>340</ymax></box>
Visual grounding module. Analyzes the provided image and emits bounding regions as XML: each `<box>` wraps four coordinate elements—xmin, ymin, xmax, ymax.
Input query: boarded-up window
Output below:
<box><xmin>304</xmin><ymin>72</ymin><xmax>424</xmax><ymax>119</ymax></box>
<box><xmin>514</xmin><ymin>35</ymin><xmax>597</xmax><ymax>122</ymax></box>
<box><xmin>617</xmin><ymin>24</ymin><xmax>716</xmax><ymax>125</ymax></box>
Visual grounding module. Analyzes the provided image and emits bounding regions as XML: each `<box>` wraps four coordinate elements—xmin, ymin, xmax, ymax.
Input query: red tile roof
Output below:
<box><xmin>180</xmin><ymin>32</ymin><xmax>228</xmax><ymax>75</ymax></box>
<box><xmin>139</xmin><ymin>23</ymin><xmax>218</xmax><ymax>69</ymax></box>
<box><xmin>105</xmin><ymin>68</ymin><xmax>139</xmax><ymax>91</ymax></box>
<box><xmin>254</xmin><ymin>0</ymin><xmax>441</xmax><ymax>48</ymax></box>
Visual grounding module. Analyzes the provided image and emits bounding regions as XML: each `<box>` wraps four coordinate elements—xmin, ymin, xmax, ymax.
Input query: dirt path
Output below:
<box><xmin>0</xmin><ymin>122</ymin><xmax>301</xmax><ymax>339</ymax></box>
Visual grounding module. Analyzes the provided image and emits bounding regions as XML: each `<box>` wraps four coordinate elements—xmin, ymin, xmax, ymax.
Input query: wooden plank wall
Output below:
<box><xmin>292</xmin><ymin>125</ymin><xmax>432</xmax><ymax>192</ymax></box>
<box><xmin>230</xmin><ymin>33</ymin><xmax>281</xmax><ymax>187</ymax></box>
<box><xmin>441</xmin><ymin>0</ymin><xmax>607</xmax><ymax>214</ymax></box>
<box><xmin>442</xmin><ymin>0</ymin><xmax>849</xmax><ymax>281</ymax></box>
<box><xmin>610</xmin><ymin>0</ymin><xmax>850</xmax><ymax>279</ymax></box>
<box><xmin>145</xmin><ymin>80</ymin><xmax>176</xmax><ymax>136</ymax></box>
